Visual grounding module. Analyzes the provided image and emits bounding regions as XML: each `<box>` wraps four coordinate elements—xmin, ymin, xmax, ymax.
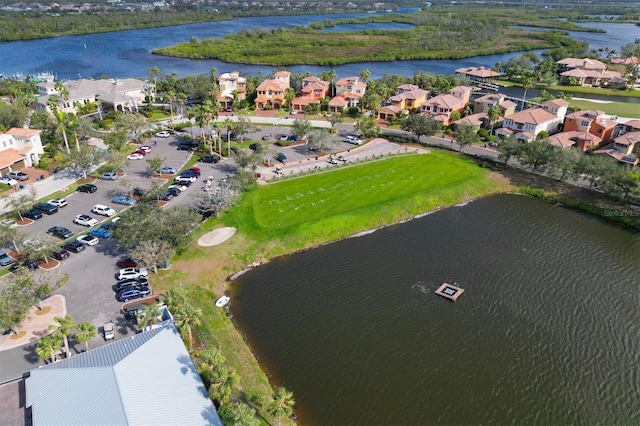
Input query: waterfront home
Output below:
<box><xmin>26</xmin><ymin>322</ymin><xmax>222</xmax><ymax>426</ymax></box>
<box><xmin>420</xmin><ymin>86</ymin><xmax>472</xmax><ymax>126</ymax></box>
<box><xmin>291</xmin><ymin>76</ymin><xmax>330</xmax><ymax>111</ymax></box>
<box><xmin>254</xmin><ymin>71</ymin><xmax>290</xmax><ymax>110</ymax></box>
<box><xmin>563</xmin><ymin>110</ymin><xmax>616</xmax><ymax>146</ymax></box>
<box><xmin>329</xmin><ymin>76</ymin><xmax>366</xmax><ymax>113</ymax></box>
<box><xmin>455</xmin><ymin>66</ymin><xmax>501</xmax><ymax>88</ymax></box>
<box><xmin>36</xmin><ymin>78</ymin><xmax>148</xmax><ymax>113</ymax></box>
<box><xmin>495</xmin><ymin>99</ymin><xmax>567</xmax><ymax>142</ymax></box>
<box><xmin>217</xmin><ymin>71</ymin><xmax>246</xmax><ymax>110</ymax></box>
<box><xmin>593</xmin><ymin>130</ymin><xmax>640</xmax><ymax>166</ymax></box>
<box><xmin>547</xmin><ymin>131</ymin><xmax>602</xmax><ymax>150</ymax></box>
<box><xmin>472</xmin><ymin>93</ymin><xmax>516</xmax><ymax>117</ymax></box>
<box><xmin>556</xmin><ymin>58</ymin><xmax>622</xmax><ymax>86</ymax></box>
<box><xmin>0</xmin><ymin>127</ymin><xmax>43</xmax><ymax>175</ymax></box>
<box><xmin>377</xmin><ymin>84</ymin><xmax>428</xmax><ymax>120</ymax></box>
<box><xmin>452</xmin><ymin>112</ymin><xmax>488</xmax><ymax>130</ymax></box>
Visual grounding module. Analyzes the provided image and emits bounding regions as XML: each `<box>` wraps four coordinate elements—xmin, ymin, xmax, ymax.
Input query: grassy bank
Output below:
<box><xmin>567</xmin><ymin>98</ymin><xmax>640</xmax><ymax>118</ymax></box>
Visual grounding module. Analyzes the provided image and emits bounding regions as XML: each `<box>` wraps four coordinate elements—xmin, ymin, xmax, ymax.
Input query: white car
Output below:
<box><xmin>73</xmin><ymin>214</ymin><xmax>99</xmax><ymax>227</ymax></box>
<box><xmin>345</xmin><ymin>135</ymin><xmax>363</xmax><ymax>145</ymax></box>
<box><xmin>138</xmin><ymin>145</ymin><xmax>151</xmax><ymax>153</ymax></box>
<box><xmin>155</xmin><ymin>131</ymin><xmax>171</xmax><ymax>138</ymax></box>
<box><xmin>92</xmin><ymin>204</ymin><xmax>116</xmax><ymax>217</ymax></box>
<box><xmin>99</xmin><ymin>171</ymin><xmax>118</xmax><ymax>180</ymax></box>
<box><xmin>168</xmin><ymin>184</ymin><xmax>187</xmax><ymax>192</ymax></box>
<box><xmin>77</xmin><ymin>235</ymin><xmax>99</xmax><ymax>246</ymax></box>
<box><xmin>174</xmin><ymin>176</ymin><xmax>196</xmax><ymax>184</ymax></box>
<box><xmin>0</xmin><ymin>176</ymin><xmax>18</xmax><ymax>186</ymax></box>
<box><xmin>289</xmin><ymin>110</ymin><xmax>298</xmax><ymax>115</ymax></box>
<box><xmin>49</xmin><ymin>198</ymin><xmax>68</xmax><ymax>208</ymax></box>
<box><xmin>117</xmin><ymin>267</ymin><xmax>149</xmax><ymax>280</ymax></box>
<box><xmin>0</xmin><ymin>218</ymin><xmax>17</xmax><ymax>228</ymax></box>
<box><xmin>160</xmin><ymin>166</ymin><xmax>176</xmax><ymax>175</ymax></box>
<box><xmin>127</xmin><ymin>153</ymin><xmax>144</xmax><ymax>160</ymax></box>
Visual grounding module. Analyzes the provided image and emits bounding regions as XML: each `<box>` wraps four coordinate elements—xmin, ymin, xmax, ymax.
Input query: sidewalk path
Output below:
<box><xmin>0</xmin><ymin>169</ymin><xmax>80</xmax><ymax>215</ymax></box>
<box><xmin>0</xmin><ymin>295</ymin><xmax>66</xmax><ymax>352</ymax></box>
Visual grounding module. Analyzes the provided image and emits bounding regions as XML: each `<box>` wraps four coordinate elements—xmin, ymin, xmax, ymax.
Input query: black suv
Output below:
<box><xmin>63</xmin><ymin>240</ymin><xmax>85</xmax><ymax>253</ymax></box>
<box><xmin>33</xmin><ymin>202</ymin><xmax>59</xmax><ymax>215</ymax></box>
<box><xmin>23</xmin><ymin>208</ymin><xmax>43</xmax><ymax>220</ymax></box>
<box><xmin>47</xmin><ymin>226</ymin><xmax>73</xmax><ymax>239</ymax></box>
<box><xmin>77</xmin><ymin>184</ymin><xmax>97</xmax><ymax>193</ymax></box>
<box><xmin>199</xmin><ymin>155</ymin><xmax>220</xmax><ymax>163</ymax></box>
<box><xmin>52</xmin><ymin>248</ymin><xmax>71</xmax><ymax>260</ymax></box>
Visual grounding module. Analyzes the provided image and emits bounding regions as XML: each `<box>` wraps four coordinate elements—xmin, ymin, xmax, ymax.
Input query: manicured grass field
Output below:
<box><xmin>224</xmin><ymin>152</ymin><xmax>494</xmax><ymax>245</ymax></box>
<box><xmin>567</xmin><ymin>98</ymin><xmax>640</xmax><ymax>119</ymax></box>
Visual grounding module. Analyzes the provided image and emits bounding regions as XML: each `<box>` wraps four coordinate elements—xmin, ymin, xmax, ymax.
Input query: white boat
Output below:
<box><xmin>215</xmin><ymin>295</ymin><xmax>230</xmax><ymax>308</ymax></box>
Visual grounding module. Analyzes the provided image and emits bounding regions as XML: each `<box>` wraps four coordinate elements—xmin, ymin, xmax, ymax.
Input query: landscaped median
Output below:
<box><xmin>151</xmin><ymin>150</ymin><xmax>507</xmax><ymax>419</ymax></box>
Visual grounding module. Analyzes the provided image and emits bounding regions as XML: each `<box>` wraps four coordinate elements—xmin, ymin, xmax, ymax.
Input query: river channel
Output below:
<box><xmin>230</xmin><ymin>194</ymin><xmax>640</xmax><ymax>425</ymax></box>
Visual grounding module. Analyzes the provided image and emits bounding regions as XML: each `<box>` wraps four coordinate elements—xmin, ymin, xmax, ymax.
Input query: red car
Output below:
<box><xmin>116</xmin><ymin>257</ymin><xmax>138</xmax><ymax>268</ymax></box>
<box><xmin>190</xmin><ymin>167</ymin><xmax>201</xmax><ymax>174</ymax></box>
<box><xmin>131</xmin><ymin>150</ymin><xmax>147</xmax><ymax>157</ymax></box>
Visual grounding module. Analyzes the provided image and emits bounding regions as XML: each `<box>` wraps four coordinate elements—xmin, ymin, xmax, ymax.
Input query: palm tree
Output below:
<box><xmin>268</xmin><ymin>387</ymin><xmax>295</xmax><ymax>426</ymax></box>
<box><xmin>521</xmin><ymin>76</ymin><xmax>534</xmax><ymax>111</ymax></box>
<box><xmin>176</xmin><ymin>92</ymin><xmax>187</xmax><ymax>118</ymax></box>
<box><xmin>487</xmin><ymin>105</ymin><xmax>501</xmax><ymax>135</ymax></box>
<box><xmin>137</xmin><ymin>303</ymin><xmax>162</xmax><ymax>331</ymax></box>
<box><xmin>224</xmin><ymin>403</ymin><xmax>260</xmax><ymax>426</ymax></box>
<box><xmin>46</xmin><ymin>98</ymin><xmax>70</xmax><ymax>153</ymax></box>
<box><xmin>49</xmin><ymin>315</ymin><xmax>75</xmax><ymax>358</ymax></box>
<box><xmin>208</xmin><ymin>365</ymin><xmax>238</xmax><ymax>406</ymax></box>
<box><xmin>165</xmin><ymin>286</ymin><xmax>188</xmax><ymax>311</ymax></box>
<box><xmin>75</xmin><ymin>322</ymin><xmax>97</xmax><ymax>352</ymax></box>
<box><xmin>175</xmin><ymin>304</ymin><xmax>202</xmax><ymax>351</ymax></box>
<box><xmin>224</xmin><ymin>117</ymin><xmax>234</xmax><ymax>157</ymax></box>
<box><xmin>165</xmin><ymin>90</ymin><xmax>176</xmax><ymax>121</ymax></box>
<box><xmin>149</xmin><ymin>66</ymin><xmax>160</xmax><ymax>100</ymax></box>
<box><xmin>360</xmin><ymin>68</ymin><xmax>371</xmax><ymax>82</ymax></box>
<box><xmin>35</xmin><ymin>334</ymin><xmax>63</xmax><ymax>363</ymax></box>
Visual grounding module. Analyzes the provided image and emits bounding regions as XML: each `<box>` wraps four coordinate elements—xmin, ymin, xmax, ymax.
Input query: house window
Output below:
<box><xmin>2</xmin><ymin>141</ymin><xmax>5</xmax><ymax>148</ymax></box>
<box><xmin>597</xmin><ymin>128</ymin><xmax>602</xmax><ymax>134</ymax></box>
<box><xmin>581</xmin><ymin>121</ymin><xmax>590</xmax><ymax>127</ymax></box>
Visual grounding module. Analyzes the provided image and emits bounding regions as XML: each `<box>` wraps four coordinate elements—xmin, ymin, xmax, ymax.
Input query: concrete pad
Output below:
<box><xmin>197</xmin><ymin>227</ymin><xmax>237</xmax><ymax>247</ymax></box>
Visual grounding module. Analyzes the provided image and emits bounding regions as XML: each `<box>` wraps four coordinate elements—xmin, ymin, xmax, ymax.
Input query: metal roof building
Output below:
<box><xmin>26</xmin><ymin>322</ymin><xmax>222</xmax><ymax>426</ymax></box>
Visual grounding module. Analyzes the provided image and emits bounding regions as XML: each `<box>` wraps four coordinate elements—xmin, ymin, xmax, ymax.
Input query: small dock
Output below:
<box><xmin>435</xmin><ymin>282</ymin><xmax>464</xmax><ymax>301</ymax></box>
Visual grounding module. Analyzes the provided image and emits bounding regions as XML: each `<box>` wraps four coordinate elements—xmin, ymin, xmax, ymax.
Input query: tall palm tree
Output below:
<box><xmin>75</xmin><ymin>322</ymin><xmax>97</xmax><ymax>352</ymax></box>
<box><xmin>137</xmin><ymin>304</ymin><xmax>162</xmax><ymax>331</ymax></box>
<box><xmin>46</xmin><ymin>98</ymin><xmax>70</xmax><ymax>153</ymax></box>
<box><xmin>175</xmin><ymin>304</ymin><xmax>202</xmax><ymax>351</ymax></box>
<box><xmin>149</xmin><ymin>66</ymin><xmax>160</xmax><ymax>100</ymax></box>
<box><xmin>268</xmin><ymin>387</ymin><xmax>295</xmax><ymax>426</ymax></box>
<box><xmin>487</xmin><ymin>105</ymin><xmax>501</xmax><ymax>135</ymax></box>
<box><xmin>521</xmin><ymin>76</ymin><xmax>534</xmax><ymax>111</ymax></box>
<box><xmin>224</xmin><ymin>117</ymin><xmax>234</xmax><ymax>157</ymax></box>
<box><xmin>176</xmin><ymin>92</ymin><xmax>187</xmax><ymax>118</ymax></box>
<box><xmin>360</xmin><ymin>68</ymin><xmax>371</xmax><ymax>82</ymax></box>
<box><xmin>165</xmin><ymin>90</ymin><xmax>176</xmax><ymax>121</ymax></box>
<box><xmin>49</xmin><ymin>315</ymin><xmax>75</xmax><ymax>358</ymax></box>
<box><xmin>208</xmin><ymin>365</ymin><xmax>238</xmax><ymax>406</ymax></box>
<box><xmin>35</xmin><ymin>334</ymin><xmax>62</xmax><ymax>363</ymax></box>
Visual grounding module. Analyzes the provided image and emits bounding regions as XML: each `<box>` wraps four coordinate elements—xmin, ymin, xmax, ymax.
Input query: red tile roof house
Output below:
<box><xmin>547</xmin><ymin>131</ymin><xmax>602</xmax><ymax>150</ymax></box>
<box><xmin>594</xmin><ymin>131</ymin><xmax>640</xmax><ymax>167</ymax></box>
<box><xmin>377</xmin><ymin>84</ymin><xmax>429</xmax><ymax>120</ymax></box>
<box><xmin>472</xmin><ymin>93</ymin><xmax>517</xmax><ymax>117</ymax></box>
<box><xmin>217</xmin><ymin>71</ymin><xmax>247</xmax><ymax>110</ymax></box>
<box><xmin>0</xmin><ymin>128</ymin><xmax>44</xmax><ymax>176</ymax></box>
<box><xmin>328</xmin><ymin>76</ymin><xmax>366</xmax><ymax>113</ymax></box>
<box><xmin>455</xmin><ymin>66</ymin><xmax>502</xmax><ymax>88</ymax></box>
<box><xmin>556</xmin><ymin>58</ymin><xmax>622</xmax><ymax>87</ymax></box>
<box><xmin>291</xmin><ymin>76</ymin><xmax>330</xmax><ymax>112</ymax></box>
<box><xmin>495</xmin><ymin>99</ymin><xmax>568</xmax><ymax>142</ymax></box>
<box><xmin>618</xmin><ymin>119</ymin><xmax>640</xmax><ymax>135</ymax></box>
<box><xmin>420</xmin><ymin>86</ymin><xmax>472</xmax><ymax>126</ymax></box>
<box><xmin>452</xmin><ymin>112</ymin><xmax>488</xmax><ymax>129</ymax></box>
<box><xmin>254</xmin><ymin>71</ymin><xmax>291</xmax><ymax>110</ymax></box>
<box><xmin>563</xmin><ymin>110</ymin><xmax>617</xmax><ymax>149</ymax></box>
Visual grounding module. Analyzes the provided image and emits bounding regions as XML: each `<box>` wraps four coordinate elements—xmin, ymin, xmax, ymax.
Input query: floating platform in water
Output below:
<box><xmin>435</xmin><ymin>282</ymin><xmax>464</xmax><ymax>301</ymax></box>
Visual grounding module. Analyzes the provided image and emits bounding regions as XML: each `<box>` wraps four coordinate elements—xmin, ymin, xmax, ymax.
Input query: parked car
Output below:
<box><xmin>180</xmin><ymin>170</ymin><xmax>200</xmax><ymax>178</ymax></box>
<box><xmin>177</xmin><ymin>144</ymin><xmax>195</xmax><ymax>151</ymax></box>
<box><xmin>48</xmin><ymin>198</ymin><xmax>68</xmax><ymax>208</ymax></box>
<box><xmin>138</xmin><ymin>145</ymin><xmax>151</xmax><ymax>153</ymax></box>
<box><xmin>190</xmin><ymin>167</ymin><xmax>201</xmax><ymax>175</ymax></box>
<box><xmin>102</xmin><ymin>217</ymin><xmax>121</xmax><ymax>230</ymax></box>
<box><xmin>167</xmin><ymin>187</ymin><xmax>182</xmax><ymax>197</ymax></box>
<box><xmin>162</xmin><ymin>191</ymin><xmax>176</xmax><ymax>201</ymax></box>
<box><xmin>0</xmin><ymin>249</ymin><xmax>14</xmax><ymax>267</ymax></box>
<box><xmin>160</xmin><ymin>166</ymin><xmax>176</xmax><ymax>175</ymax></box>
<box><xmin>279</xmin><ymin>134</ymin><xmax>288</xmax><ymax>141</ymax></box>
<box><xmin>33</xmin><ymin>202</ymin><xmax>59</xmax><ymax>215</ymax></box>
<box><xmin>117</xmin><ymin>287</ymin><xmax>151</xmax><ymax>302</ymax></box>
<box><xmin>0</xmin><ymin>176</ymin><xmax>18</xmax><ymax>186</ymax></box>
<box><xmin>62</xmin><ymin>240</ymin><xmax>86</xmax><ymax>253</ymax></box>
<box><xmin>290</xmin><ymin>110</ymin><xmax>298</xmax><ymax>115</ymax></box>
<box><xmin>133</xmin><ymin>187</ymin><xmax>145</xmax><ymax>197</ymax></box>
<box><xmin>112</xmin><ymin>195</ymin><xmax>136</xmax><ymax>206</ymax></box>
<box><xmin>345</xmin><ymin>135</ymin><xmax>363</xmax><ymax>145</ymax></box>
<box><xmin>0</xmin><ymin>219</ymin><xmax>17</xmax><ymax>229</ymax></box>
<box><xmin>47</xmin><ymin>226</ymin><xmax>74</xmax><ymax>239</ymax></box>
<box><xmin>175</xmin><ymin>176</ymin><xmax>197</xmax><ymax>184</ymax></box>
<box><xmin>277</xmin><ymin>152</ymin><xmax>288</xmax><ymax>164</ymax></box>
<box><xmin>327</xmin><ymin>158</ymin><xmax>339</xmax><ymax>165</ymax></box>
<box><xmin>115</xmin><ymin>278</ymin><xmax>149</xmax><ymax>292</ymax></box>
<box><xmin>92</xmin><ymin>204</ymin><xmax>116</xmax><ymax>217</ymax></box>
<box><xmin>23</xmin><ymin>259</ymin><xmax>39</xmax><ymax>270</ymax></box>
<box><xmin>23</xmin><ymin>209</ymin><xmax>43</xmax><ymax>220</ymax></box>
<box><xmin>77</xmin><ymin>184</ymin><xmax>97</xmax><ymax>193</ymax></box>
<box><xmin>155</xmin><ymin>131</ymin><xmax>171</xmax><ymax>138</ymax></box>
<box><xmin>73</xmin><ymin>214</ymin><xmax>99</xmax><ymax>227</ymax></box>
<box><xmin>77</xmin><ymin>234</ymin><xmax>99</xmax><ymax>246</ymax></box>
<box><xmin>88</xmin><ymin>227</ymin><xmax>111</xmax><ymax>239</ymax></box>
<box><xmin>249</xmin><ymin>143</ymin><xmax>261</xmax><ymax>151</ymax></box>
<box><xmin>199</xmin><ymin>155</ymin><xmax>219</xmax><ymax>164</ymax></box>
<box><xmin>116</xmin><ymin>257</ymin><xmax>138</xmax><ymax>268</ymax></box>
<box><xmin>117</xmin><ymin>267</ymin><xmax>149</xmax><ymax>280</ymax></box>
<box><xmin>127</xmin><ymin>153</ymin><xmax>144</xmax><ymax>160</ymax></box>
<box><xmin>8</xmin><ymin>171</ymin><xmax>29</xmax><ymax>181</ymax></box>
<box><xmin>168</xmin><ymin>184</ymin><xmax>187</xmax><ymax>193</ymax></box>
<box><xmin>262</xmin><ymin>134</ymin><xmax>272</xmax><ymax>141</ymax></box>
<box><xmin>51</xmin><ymin>248</ymin><xmax>71</xmax><ymax>261</ymax></box>
<box><xmin>288</xmin><ymin>134</ymin><xmax>298</xmax><ymax>141</ymax></box>
<box><xmin>99</xmin><ymin>171</ymin><xmax>118</xmax><ymax>181</ymax></box>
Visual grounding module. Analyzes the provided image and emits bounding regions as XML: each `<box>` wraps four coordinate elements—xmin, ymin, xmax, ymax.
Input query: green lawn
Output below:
<box><xmin>224</xmin><ymin>152</ymin><xmax>493</xmax><ymax>247</ymax></box>
<box><xmin>568</xmin><ymin>98</ymin><xmax>640</xmax><ymax>119</ymax></box>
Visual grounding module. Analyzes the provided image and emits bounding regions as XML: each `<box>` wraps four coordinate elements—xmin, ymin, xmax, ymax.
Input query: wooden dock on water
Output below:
<box><xmin>435</xmin><ymin>282</ymin><xmax>464</xmax><ymax>301</ymax></box>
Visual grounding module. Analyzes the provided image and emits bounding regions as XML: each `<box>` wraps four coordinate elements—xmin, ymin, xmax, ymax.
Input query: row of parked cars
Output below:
<box><xmin>114</xmin><ymin>266</ymin><xmax>151</xmax><ymax>302</ymax></box>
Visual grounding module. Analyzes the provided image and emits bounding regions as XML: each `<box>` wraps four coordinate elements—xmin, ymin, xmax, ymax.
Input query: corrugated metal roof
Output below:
<box><xmin>26</xmin><ymin>322</ymin><xmax>221</xmax><ymax>426</ymax></box>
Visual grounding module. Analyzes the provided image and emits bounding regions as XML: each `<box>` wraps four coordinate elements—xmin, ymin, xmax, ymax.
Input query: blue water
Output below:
<box><xmin>0</xmin><ymin>15</ymin><xmax>636</xmax><ymax>80</ymax></box>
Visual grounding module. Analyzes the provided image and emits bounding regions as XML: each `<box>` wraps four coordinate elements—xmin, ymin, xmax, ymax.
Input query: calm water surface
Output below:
<box><xmin>230</xmin><ymin>195</ymin><xmax>640</xmax><ymax>425</ymax></box>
